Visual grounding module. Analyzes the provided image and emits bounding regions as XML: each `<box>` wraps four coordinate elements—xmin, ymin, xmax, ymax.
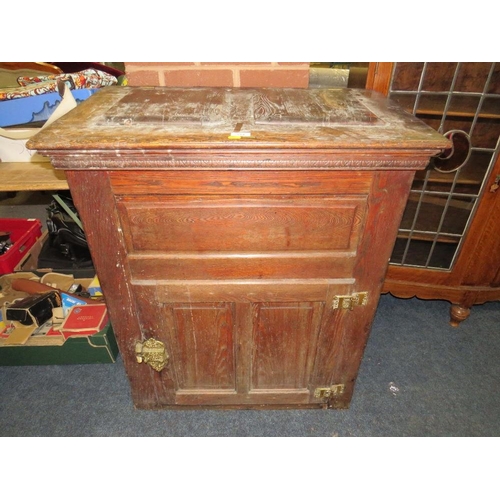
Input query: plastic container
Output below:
<box><xmin>0</xmin><ymin>219</ymin><xmax>42</xmax><ymax>274</ymax></box>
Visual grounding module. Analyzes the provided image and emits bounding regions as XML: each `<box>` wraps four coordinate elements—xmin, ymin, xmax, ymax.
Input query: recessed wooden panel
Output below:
<box><xmin>167</xmin><ymin>303</ymin><xmax>236</xmax><ymax>390</ymax></box>
<box><xmin>252</xmin><ymin>88</ymin><xmax>379</xmax><ymax>124</ymax></box>
<box><xmin>106</xmin><ymin>88</ymin><xmax>229</xmax><ymax>125</ymax></box>
<box><xmin>251</xmin><ymin>302</ymin><xmax>324</xmax><ymax>390</ymax></box>
<box><xmin>118</xmin><ymin>196</ymin><xmax>366</xmax><ymax>253</ymax></box>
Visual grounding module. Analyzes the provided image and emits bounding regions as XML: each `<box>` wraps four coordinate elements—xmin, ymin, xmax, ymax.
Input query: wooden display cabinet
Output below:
<box><xmin>368</xmin><ymin>62</ymin><xmax>500</xmax><ymax>326</ymax></box>
<box><xmin>28</xmin><ymin>86</ymin><xmax>447</xmax><ymax>409</ymax></box>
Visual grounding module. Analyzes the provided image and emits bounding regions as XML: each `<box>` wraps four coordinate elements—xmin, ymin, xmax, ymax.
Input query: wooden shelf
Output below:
<box><xmin>0</xmin><ymin>161</ymin><xmax>68</xmax><ymax>192</ymax></box>
<box><xmin>417</xmin><ymin>109</ymin><xmax>500</xmax><ymax>120</ymax></box>
<box><xmin>392</xmin><ymin>92</ymin><xmax>500</xmax><ymax>120</ymax></box>
<box><xmin>396</xmin><ymin>232</ymin><xmax>460</xmax><ymax>245</ymax></box>
<box><xmin>415</xmin><ymin>168</ymin><xmax>480</xmax><ymax>186</ymax></box>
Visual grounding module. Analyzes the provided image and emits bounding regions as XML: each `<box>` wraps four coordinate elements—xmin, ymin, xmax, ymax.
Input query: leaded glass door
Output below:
<box><xmin>367</xmin><ymin>62</ymin><xmax>500</xmax><ymax>325</ymax></box>
<box><xmin>386</xmin><ymin>62</ymin><xmax>500</xmax><ymax>270</ymax></box>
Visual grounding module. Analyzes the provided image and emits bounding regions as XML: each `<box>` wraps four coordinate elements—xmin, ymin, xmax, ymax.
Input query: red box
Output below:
<box><xmin>0</xmin><ymin>219</ymin><xmax>43</xmax><ymax>274</ymax></box>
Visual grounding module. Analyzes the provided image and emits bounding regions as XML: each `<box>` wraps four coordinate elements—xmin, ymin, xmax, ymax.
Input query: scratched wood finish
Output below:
<box><xmin>251</xmin><ymin>87</ymin><xmax>378</xmax><ymax>124</ymax></box>
<box><xmin>28</xmin><ymin>86</ymin><xmax>449</xmax><ymax>156</ymax></box>
<box><xmin>310</xmin><ymin>170</ymin><xmax>416</xmax><ymax>407</ymax></box>
<box><xmin>64</xmin><ymin>170</ymin><xmax>167</xmax><ymax>408</ymax></box>
<box><xmin>30</xmin><ymin>87</ymin><xmax>448</xmax><ymax>409</ymax></box>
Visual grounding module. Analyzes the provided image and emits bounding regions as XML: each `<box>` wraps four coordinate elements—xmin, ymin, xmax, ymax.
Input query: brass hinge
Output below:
<box><xmin>135</xmin><ymin>338</ymin><xmax>169</xmax><ymax>372</ymax></box>
<box><xmin>314</xmin><ymin>384</ymin><xmax>345</xmax><ymax>399</ymax></box>
<box><xmin>332</xmin><ymin>292</ymin><xmax>368</xmax><ymax>310</ymax></box>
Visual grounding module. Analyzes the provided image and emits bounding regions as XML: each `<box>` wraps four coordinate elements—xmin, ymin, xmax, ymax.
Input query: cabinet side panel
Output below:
<box><xmin>65</xmin><ymin>170</ymin><xmax>161</xmax><ymax>409</ymax></box>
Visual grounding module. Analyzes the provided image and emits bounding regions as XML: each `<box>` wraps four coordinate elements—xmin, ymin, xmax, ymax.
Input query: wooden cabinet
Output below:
<box><xmin>368</xmin><ymin>62</ymin><xmax>500</xmax><ymax>325</ymax></box>
<box><xmin>29</xmin><ymin>86</ymin><xmax>447</xmax><ymax>409</ymax></box>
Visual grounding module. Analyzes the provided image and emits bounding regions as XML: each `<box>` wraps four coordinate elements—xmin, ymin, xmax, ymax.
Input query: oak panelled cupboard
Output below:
<box><xmin>29</xmin><ymin>87</ymin><xmax>448</xmax><ymax>409</ymax></box>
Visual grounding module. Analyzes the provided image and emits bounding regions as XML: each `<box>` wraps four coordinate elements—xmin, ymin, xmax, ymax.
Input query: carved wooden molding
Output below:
<box><xmin>46</xmin><ymin>153</ymin><xmax>431</xmax><ymax>171</ymax></box>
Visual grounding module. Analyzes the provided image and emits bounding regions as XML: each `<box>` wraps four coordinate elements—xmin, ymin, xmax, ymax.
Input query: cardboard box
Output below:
<box><xmin>14</xmin><ymin>229</ymin><xmax>48</xmax><ymax>272</ymax></box>
<box><xmin>0</xmin><ymin>271</ymin><xmax>118</xmax><ymax>365</ymax></box>
<box><xmin>0</xmin><ymin>321</ymin><xmax>118</xmax><ymax>365</ymax></box>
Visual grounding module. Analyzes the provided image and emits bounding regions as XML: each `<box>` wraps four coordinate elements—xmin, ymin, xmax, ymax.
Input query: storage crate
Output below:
<box><xmin>0</xmin><ymin>271</ymin><xmax>117</xmax><ymax>365</ymax></box>
<box><xmin>0</xmin><ymin>219</ymin><xmax>42</xmax><ymax>274</ymax></box>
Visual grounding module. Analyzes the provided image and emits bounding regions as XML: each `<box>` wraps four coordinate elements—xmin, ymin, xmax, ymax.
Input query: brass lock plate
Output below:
<box><xmin>332</xmin><ymin>292</ymin><xmax>368</xmax><ymax>310</ymax></box>
<box><xmin>135</xmin><ymin>338</ymin><xmax>169</xmax><ymax>372</ymax></box>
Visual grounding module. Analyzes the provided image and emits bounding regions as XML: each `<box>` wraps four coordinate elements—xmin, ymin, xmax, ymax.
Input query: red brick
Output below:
<box><xmin>127</xmin><ymin>71</ymin><xmax>160</xmax><ymax>86</ymax></box>
<box><xmin>199</xmin><ymin>62</ymin><xmax>273</xmax><ymax>66</ymax></box>
<box><xmin>125</xmin><ymin>62</ymin><xmax>195</xmax><ymax>68</ymax></box>
<box><xmin>239</xmin><ymin>69</ymin><xmax>309</xmax><ymax>88</ymax></box>
<box><xmin>276</xmin><ymin>62</ymin><xmax>309</xmax><ymax>66</ymax></box>
<box><xmin>163</xmin><ymin>69</ymin><xmax>234</xmax><ymax>87</ymax></box>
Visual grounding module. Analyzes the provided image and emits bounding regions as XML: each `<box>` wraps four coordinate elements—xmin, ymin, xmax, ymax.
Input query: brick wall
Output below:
<box><xmin>124</xmin><ymin>62</ymin><xmax>310</xmax><ymax>88</ymax></box>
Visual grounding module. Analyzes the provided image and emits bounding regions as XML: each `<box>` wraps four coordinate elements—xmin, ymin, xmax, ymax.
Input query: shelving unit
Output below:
<box><xmin>0</xmin><ymin>161</ymin><xmax>68</xmax><ymax>192</ymax></box>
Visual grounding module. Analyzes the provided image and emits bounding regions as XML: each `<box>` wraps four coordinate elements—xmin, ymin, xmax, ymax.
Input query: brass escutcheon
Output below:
<box><xmin>135</xmin><ymin>338</ymin><xmax>169</xmax><ymax>372</ymax></box>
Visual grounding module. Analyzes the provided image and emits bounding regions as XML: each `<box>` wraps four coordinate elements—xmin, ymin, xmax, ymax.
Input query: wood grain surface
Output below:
<box><xmin>41</xmin><ymin>87</ymin><xmax>448</xmax><ymax>409</ymax></box>
<box><xmin>28</xmin><ymin>87</ymin><xmax>449</xmax><ymax>154</ymax></box>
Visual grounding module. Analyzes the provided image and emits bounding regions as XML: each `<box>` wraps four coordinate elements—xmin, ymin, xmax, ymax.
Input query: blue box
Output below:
<box><xmin>0</xmin><ymin>88</ymin><xmax>99</xmax><ymax>127</ymax></box>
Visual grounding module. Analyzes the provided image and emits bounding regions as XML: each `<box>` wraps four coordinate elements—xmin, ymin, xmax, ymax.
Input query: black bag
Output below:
<box><xmin>45</xmin><ymin>193</ymin><xmax>93</xmax><ymax>267</ymax></box>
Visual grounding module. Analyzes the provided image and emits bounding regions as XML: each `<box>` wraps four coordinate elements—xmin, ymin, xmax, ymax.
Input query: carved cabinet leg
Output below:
<box><xmin>450</xmin><ymin>304</ymin><xmax>471</xmax><ymax>327</ymax></box>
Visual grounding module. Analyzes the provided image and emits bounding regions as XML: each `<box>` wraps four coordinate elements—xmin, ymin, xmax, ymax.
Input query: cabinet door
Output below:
<box><xmin>118</xmin><ymin>192</ymin><xmax>365</xmax><ymax>407</ymax></box>
<box><xmin>132</xmin><ymin>280</ymin><xmax>353</xmax><ymax>407</ymax></box>
<box><xmin>65</xmin><ymin>168</ymin><xmax>412</xmax><ymax>409</ymax></box>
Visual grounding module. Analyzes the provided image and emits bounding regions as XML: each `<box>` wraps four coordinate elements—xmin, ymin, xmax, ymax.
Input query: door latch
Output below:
<box><xmin>135</xmin><ymin>338</ymin><xmax>169</xmax><ymax>372</ymax></box>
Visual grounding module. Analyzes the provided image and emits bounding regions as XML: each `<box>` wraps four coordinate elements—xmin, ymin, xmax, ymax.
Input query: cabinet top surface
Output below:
<box><xmin>29</xmin><ymin>87</ymin><xmax>449</xmax><ymax>154</ymax></box>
